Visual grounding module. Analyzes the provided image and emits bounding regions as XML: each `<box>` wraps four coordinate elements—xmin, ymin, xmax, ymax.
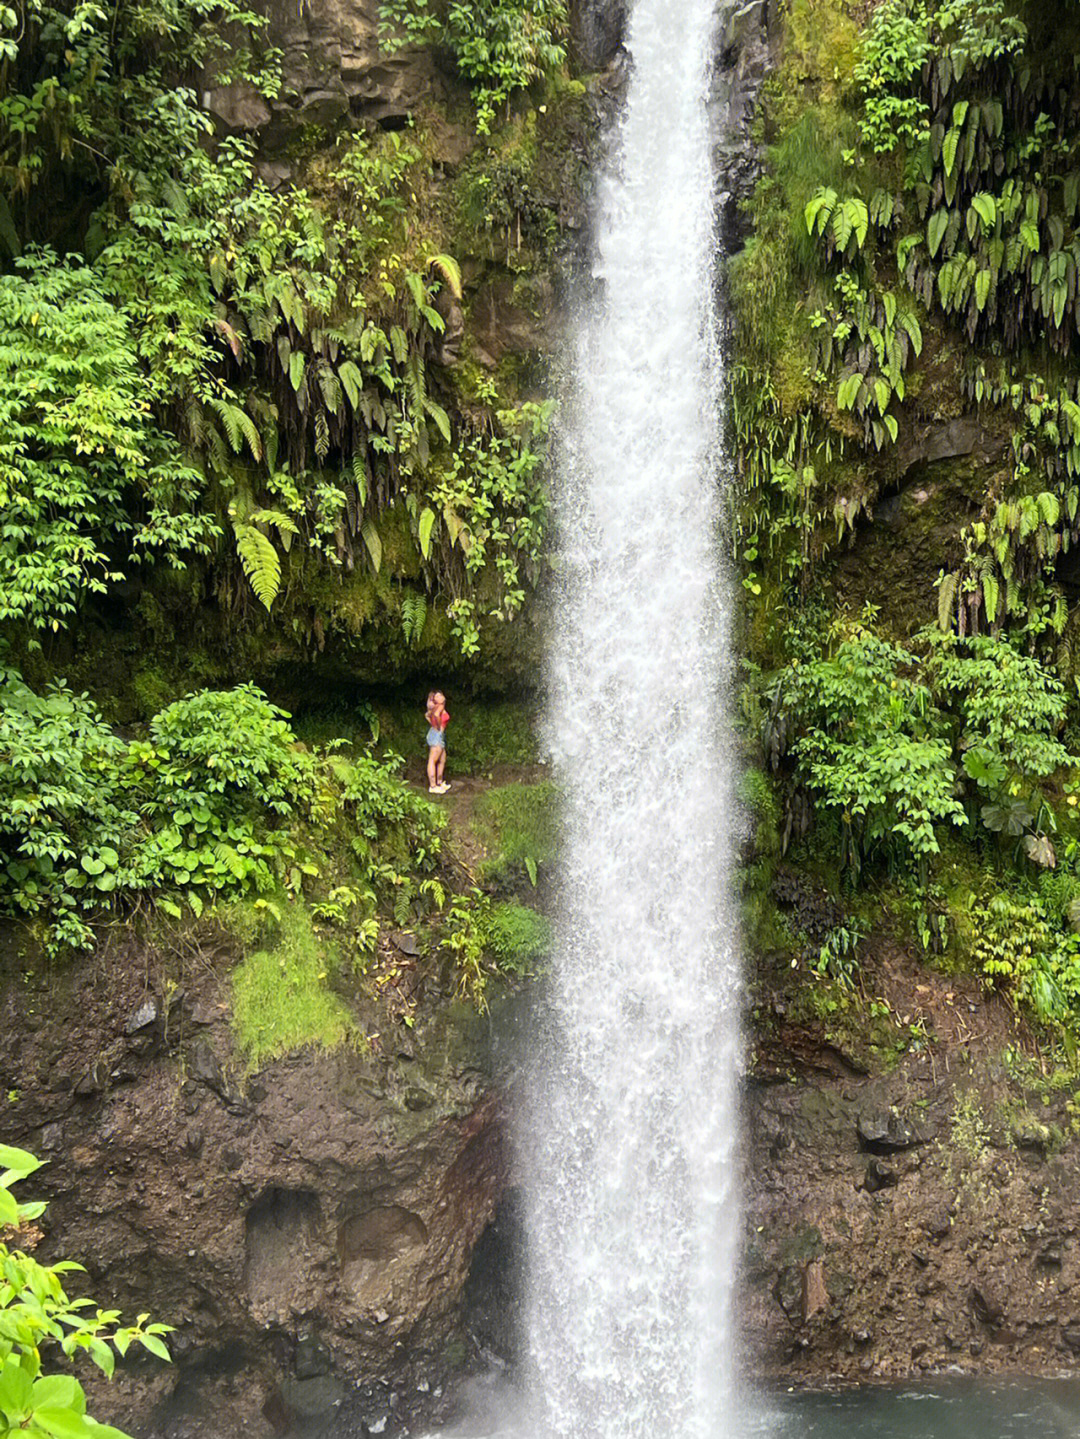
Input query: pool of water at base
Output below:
<box><xmin>425</xmin><ymin>1374</ymin><xmax>1080</xmax><ymax>1438</ymax></box>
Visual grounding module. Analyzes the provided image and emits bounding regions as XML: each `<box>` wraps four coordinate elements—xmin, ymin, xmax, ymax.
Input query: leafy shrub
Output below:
<box><xmin>0</xmin><ymin>1144</ymin><xmax>171</xmax><ymax>1439</ymax></box>
<box><xmin>0</xmin><ymin>669</ymin><xmax>138</xmax><ymax>949</ymax></box>
<box><xmin>855</xmin><ymin>0</ymin><xmax>1024</xmax><ymax>155</ymax></box>
<box><xmin>927</xmin><ymin>632</ymin><xmax>1075</xmax><ymax>781</ymax></box>
<box><xmin>380</xmin><ymin>0</ymin><xmax>568</xmax><ymax>133</ymax></box>
<box><xmin>149</xmin><ymin>685</ymin><xmax>318</xmax><ymax>817</ymax></box>
<box><xmin>782</xmin><ymin>629</ymin><xmax>966</xmax><ymax>875</ymax></box>
<box><xmin>0</xmin><ymin>672</ymin><xmax>320</xmax><ymax>950</ymax></box>
<box><xmin>486</xmin><ymin>900</ymin><xmax>551</xmax><ymax>971</ymax></box>
<box><xmin>974</xmin><ymin>889</ymin><xmax>1080</xmax><ymax>1032</ymax></box>
<box><xmin>853</xmin><ymin>0</ymin><xmax>935</xmax><ymax>154</ymax></box>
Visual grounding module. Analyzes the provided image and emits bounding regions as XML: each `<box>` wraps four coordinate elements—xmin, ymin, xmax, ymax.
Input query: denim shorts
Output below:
<box><xmin>427</xmin><ymin>727</ymin><xmax>446</xmax><ymax>748</ymax></box>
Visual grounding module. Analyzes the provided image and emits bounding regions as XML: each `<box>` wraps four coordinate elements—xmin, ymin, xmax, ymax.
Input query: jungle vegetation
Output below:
<box><xmin>733</xmin><ymin>0</ymin><xmax>1080</xmax><ymax>1050</ymax></box>
<box><xmin>0</xmin><ymin>0</ymin><xmax>572</xmax><ymax>1024</ymax></box>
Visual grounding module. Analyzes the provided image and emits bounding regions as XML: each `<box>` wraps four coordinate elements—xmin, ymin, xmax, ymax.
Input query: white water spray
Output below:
<box><xmin>521</xmin><ymin>0</ymin><xmax>742</xmax><ymax>1432</ymax></box>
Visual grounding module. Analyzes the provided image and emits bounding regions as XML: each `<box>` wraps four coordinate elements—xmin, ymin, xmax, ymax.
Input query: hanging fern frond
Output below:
<box><xmin>393</xmin><ymin>883</ymin><xmax>413</xmax><ymax>927</ymax></box>
<box><xmin>210</xmin><ymin>400</ymin><xmax>262</xmax><ymax>461</ymax></box>
<box><xmin>361</xmin><ymin>517</ymin><xmax>382</xmax><ymax>573</ymax></box>
<box><xmin>317</xmin><ymin>363</ymin><xmax>343</xmax><ymax>417</ymax></box>
<box><xmin>401</xmin><ymin>589</ymin><xmax>427</xmax><ymax>646</ymax></box>
<box><xmin>427</xmin><ymin>252</ymin><xmax>462</xmax><ymax>299</ymax></box>
<box><xmin>351</xmin><ymin>451</ymin><xmax>369</xmax><ymax>507</ymax></box>
<box><xmin>937</xmin><ymin>569</ymin><xmax>959</xmax><ymax>631</ymax></box>
<box><xmin>234</xmin><ymin>523</ymin><xmax>282</xmax><ymax>610</ymax></box>
<box><xmin>314</xmin><ymin>408</ymin><xmax>330</xmax><ymax>461</ymax></box>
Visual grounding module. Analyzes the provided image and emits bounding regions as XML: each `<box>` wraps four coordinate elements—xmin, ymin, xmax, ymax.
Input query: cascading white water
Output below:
<box><xmin>521</xmin><ymin>0</ymin><xmax>742</xmax><ymax>1432</ymax></box>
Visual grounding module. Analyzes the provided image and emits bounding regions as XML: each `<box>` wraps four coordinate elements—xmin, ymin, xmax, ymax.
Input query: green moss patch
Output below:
<box><xmin>474</xmin><ymin>779</ymin><xmax>558</xmax><ymax>887</ymax></box>
<box><xmin>230</xmin><ymin>902</ymin><xmax>355</xmax><ymax>1070</ymax></box>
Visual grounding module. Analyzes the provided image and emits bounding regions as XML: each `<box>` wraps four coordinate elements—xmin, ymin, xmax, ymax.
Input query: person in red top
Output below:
<box><xmin>425</xmin><ymin>690</ymin><xmax>451</xmax><ymax>794</ymax></box>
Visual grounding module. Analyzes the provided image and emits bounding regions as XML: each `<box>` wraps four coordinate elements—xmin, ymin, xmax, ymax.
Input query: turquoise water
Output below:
<box><xmin>759</xmin><ymin>1379</ymin><xmax>1080</xmax><ymax>1437</ymax></box>
<box><xmin>427</xmin><ymin>1376</ymin><xmax>1080</xmax><ymax>1438</ymax></box>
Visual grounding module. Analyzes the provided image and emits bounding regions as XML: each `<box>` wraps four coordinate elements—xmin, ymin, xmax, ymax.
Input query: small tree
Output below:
<box><xmin>0</xmin><ymin>1145</ymin><xmax>172</xmax><ymax>1439</ymax></box>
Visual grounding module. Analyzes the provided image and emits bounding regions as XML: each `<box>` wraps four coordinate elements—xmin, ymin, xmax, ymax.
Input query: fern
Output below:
<box><xmin>401</xmin><ymin>589</ymin><xmax>427</xmax><ymax>646</ymax></box>
<box><xmin>938</xmin><ymin>569</ymin><xmax>959</xmax><ymax>632</ymax></box>
<box><xmin>314</xmin><ymin>408</ymin><xmax>330</xmax><ymax>461</ymax></box>
<box><xmin>427</xmin><ymin>252</ymin><xmax>463</xmax><ymax>299</ymax></box>
<box><xmin>249</xmin><ymin>508</ymin><xmax>299</xmax><ymax>551</ymax></box>
<box><xmin>361</xmin><ymin>516</ymin><xmax>382</xmax><ymax>573</ymax></box>
<box><xmin>210</xmin><ymin>400</ymin><xmax>262</xmax><ymax>461</ymax></box>
<box><xmin>393</xmin><ymin>883</ymin><xmax>413</xmax><ymax>927</ymax></box>
<box><xmin>317</xmin><ymin>363</ymin><xmax>343</xmax><ymax>417</ymax></box>
<box><xmin>234</xmin><ymin>523</ymin><xmax>282</xmax><ymax>610</ymax></box>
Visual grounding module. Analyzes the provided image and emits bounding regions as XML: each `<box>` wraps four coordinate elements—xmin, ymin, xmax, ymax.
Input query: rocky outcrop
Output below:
<box><xmin>570</xmin><ymin>0</ymin><xmax>628</xmax><ymax>71</ymax></box>
<box><xmin>0</xmin><ymin>929</ymin><xmax>503</xmax><ymax>1438</ymax></box>
<box><xmin>712</xmin><ymin>0</ymin><xmax>773</xmax><ymax>248</ymax></box>
<box><xmin>742</xmin><ymin>1039</ymin><xmax>1080</xmax><ymax>1383</ymax></box>
<box><xmin>204</xmin><ymin>0</ymin><xmax>443</xmax><ymax>147</ymax></box>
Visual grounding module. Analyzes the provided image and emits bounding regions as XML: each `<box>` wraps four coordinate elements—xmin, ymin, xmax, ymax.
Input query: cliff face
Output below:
<box><xmin>10</xmin><ymin>0</ymin><xmax>1080</xmax><ymax>1434</ymax></box>
<box><xmin>744</xmin><ymin>997</ymin><xmax>1080</xmax><ymax>1385</ymax></box>
<box><xmin>2</xmin><ymin>920</ymin><xmax>506</xmax><ymax>1438</ymax></box>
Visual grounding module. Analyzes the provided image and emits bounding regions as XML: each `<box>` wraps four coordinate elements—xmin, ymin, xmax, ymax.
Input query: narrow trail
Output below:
<box><xmin>404</xmin><ymin>760</ymin><xmax>552</xmax><ymax>883</ymax></box>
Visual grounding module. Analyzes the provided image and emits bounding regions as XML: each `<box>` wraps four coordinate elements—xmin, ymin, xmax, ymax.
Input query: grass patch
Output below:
<box><xmin>487</xmin><ymin>901</ymin><xmax>552</xmax><ymax>972</ymax></box>
<box><xmin>230</xmin><ymin>900</ymin><xmax>355</xmax><ymax>1070</ymax></box>
<box><xmin>474</xmin><ymin>780</ymin><xmax>558</xmax><ymax>888</ymax></box>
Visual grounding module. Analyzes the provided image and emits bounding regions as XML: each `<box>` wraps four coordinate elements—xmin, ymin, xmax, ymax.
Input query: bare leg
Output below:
<box><xmin>436</xmin><ymin>746</ymin><xmax>447</xmax><ymax>788</ymax></box>
<box><xmin>427</xmin><ymin>745</ymin><xmax>440</xmax><ymax>790</ymax></box>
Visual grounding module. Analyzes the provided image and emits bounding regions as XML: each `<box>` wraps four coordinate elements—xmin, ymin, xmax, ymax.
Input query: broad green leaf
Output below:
<box><xmin>137</xmin><ymin>1334</ymin><xmax>171</xmax><ymax>1363</ymax></box>
<box><xmin>942</xmin><ymin>127</ymin><xmax>960</xmax><ymax>177</ymax></box>
<box><xmin>29</xmin><ymin>1406</ymin><xmax>96</xmax><ymax>1439</ymax></box>
<box><xmin>361</xmin><ymin>517</ymin><xmax>382</xmax><ymax>573</ymax></box>
<box><xmin>927</xmin><ymin>209</ymin><xmax>949</xmax><ymax>258</ymax></box>
<box><xmin>417</xmin><ymin>507</ymin><xmax>436</xmax><ymax>561</ymax></box>
<box><xmin>0</xmin><ymin>1356</ymin><xmax>33</xmax><ymax>1417</ymax></box>
<box><xmin>971</xmin><ymin>192</ymin><xmax>996</xmax><ymax>230</ymax></box>
<box><xmin>30</xmin><ymin>1378</ymin><xmax>82</xmax><ymax>1413</ymax></box>
<box><xmin>0</xmin><ymin>1144</ymin><xmax>43</xmax><ymax>1177</ymax></box>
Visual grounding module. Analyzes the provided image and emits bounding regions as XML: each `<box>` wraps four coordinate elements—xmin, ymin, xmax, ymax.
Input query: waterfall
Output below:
<box><xmin>520</xmin><ymin>0</ymin><xmax>742</xmax><ymax>1430</ymax></box>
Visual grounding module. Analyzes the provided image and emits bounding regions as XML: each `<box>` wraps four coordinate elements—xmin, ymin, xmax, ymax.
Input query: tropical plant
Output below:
<box><xmin>0</xmin><ymin>1144</ymin><xmax>172</xmax><ymax>1439</ymax></box>
<box><xmin>379</xmin><ymin>0</ymin><xmax>568</xmax><ymax>133</ymax></box>
<box><xmin>780</xmin><ymin>627</ymin><xmax>966</xmax><ymax>877</ymax></box>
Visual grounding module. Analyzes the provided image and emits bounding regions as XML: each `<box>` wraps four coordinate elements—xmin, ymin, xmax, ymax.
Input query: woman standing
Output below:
<box><xmin>425</xmin><ymin>691</ymin><xmax>450</xmax><ymax>794</ymax></box>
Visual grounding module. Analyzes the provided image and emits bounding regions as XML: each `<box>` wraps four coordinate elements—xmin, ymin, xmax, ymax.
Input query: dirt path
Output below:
<box><xmin>404</xmin><ymin>760</ymin><xmax>551</xmax><ymax>887</ymax></box>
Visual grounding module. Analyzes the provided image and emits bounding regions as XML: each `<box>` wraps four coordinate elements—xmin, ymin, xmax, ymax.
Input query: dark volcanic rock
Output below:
<box><xmin>863</xmin><ymin>1158</ymin><xmax>898</xmax><ymax>1193</ymax></box>
<box><xmin>0</xmin><ymin>925</ymin><xmax>507</xmax><ymax>1439</ymax></box>
<box><xmin>857</xmin><ymin>1110</ymin><xmax>920</xmax><ymax>1153</ymax></box>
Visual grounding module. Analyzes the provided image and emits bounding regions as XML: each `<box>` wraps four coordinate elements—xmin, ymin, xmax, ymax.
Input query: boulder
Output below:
<box><xmin>857</xmin><ymin>1110</ymin><xmax>920</xmax><ymax>1153</ymax></box>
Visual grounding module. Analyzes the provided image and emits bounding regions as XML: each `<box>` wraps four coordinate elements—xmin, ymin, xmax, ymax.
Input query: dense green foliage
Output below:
<box><xmin>0</xmin><ymin>0</ymin><xmax>561</xmax><ymax>669</ymax></box>
<box><xmin>379</xmin><ymin>0</ymin><xmax>568</xmax><ymax>133</ymax></box>
<box><xmin>0</xmin><ymin>1145</ymin><xmax>170</xmax><ymax>1439</ymax></box>
<box><xmin>0</xmin><ymin>672</ymin><xmax>321</xmax><ymax>950</ymax></box>
<box><xmin>0</xmin><ymin>0</ymin><xmax>579</xmax><ymax>1052</ymax></box>
<box><xmin>735</xmin><ymin>0</ymin><xmax>1080</xmax><ymax>1044</ymax></box>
